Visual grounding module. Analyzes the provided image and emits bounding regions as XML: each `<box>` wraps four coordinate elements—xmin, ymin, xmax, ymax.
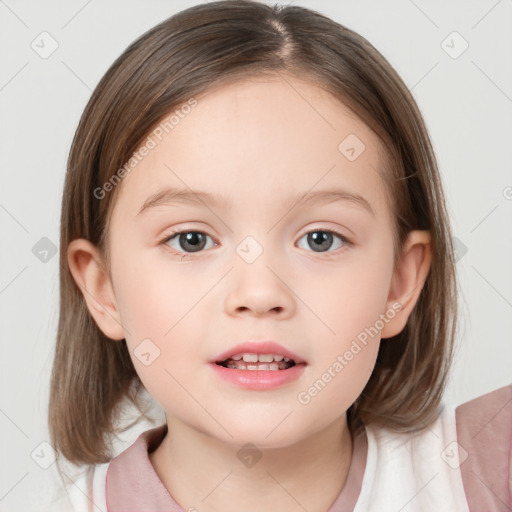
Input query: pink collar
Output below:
<box><xmin>106</xmin><ymin>423</ymin><xmax>367</xmax><ymax>511</ymax></box>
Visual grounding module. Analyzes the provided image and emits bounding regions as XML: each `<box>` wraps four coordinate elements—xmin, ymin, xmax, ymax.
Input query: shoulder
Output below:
<box><xmin>356</xmin><ymin>402</ymin><xmax>472</xmax><ymax>511</ymax></box>
<box><xmin>63</xmin><ymin>462</ymin><xmax>110</xmax><ymax>512</ymax></box>
<box><xmin>51</xmin><ymin>425</ymin><xmax>168</xmax><ymax>512</ymax></box>
<box><xmin>106</xmin><ymin>424</ymin><xmax>177</xmax><ymax>509</ymax></box>
<box><xmin>455</xmin><ymin>384</ymin><xmax>512</xmax><ymax>512</ymax></box>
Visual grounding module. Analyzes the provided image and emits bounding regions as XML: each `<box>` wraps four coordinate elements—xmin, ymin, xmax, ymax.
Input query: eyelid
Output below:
<box><xmin>298</xmin><ymin>227</ymin><xmax>353</xmax><ymax>258</ymax></box>
<box><xmin>301</xmin><ymin>226</ymin><xmax>352</xmax><ymax>244</ymax></box>
<box><xmin>159</xmin><ymin>228</ymin><xmax>218</xmax><ymax>247</ymax></box>
<box><xmin>159</xmin><ymin>225</ymin><xmax>353</xmax><ymax>258</ymax></box>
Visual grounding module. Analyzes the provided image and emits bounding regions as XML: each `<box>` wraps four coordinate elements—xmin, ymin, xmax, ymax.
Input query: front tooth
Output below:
<box><xmin>242</xmin><ymin>353</ymin><xmax>258</xmax><ymax>363</ymax></box>
<box><xmin>228</xmin><ymin>362</ymin><xmax>282</xmax><ymax>371</ymax></box>
<box><xmin>258</xmin><ymin>354</ymin><xmax>274</xmax><ymax>362</ymax></box>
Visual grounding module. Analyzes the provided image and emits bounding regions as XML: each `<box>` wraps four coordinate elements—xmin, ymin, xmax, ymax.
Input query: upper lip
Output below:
<box><xmin>211</xmin><ymin>341</ymin><xmax>307</xmax><ymax>364</ymax></box>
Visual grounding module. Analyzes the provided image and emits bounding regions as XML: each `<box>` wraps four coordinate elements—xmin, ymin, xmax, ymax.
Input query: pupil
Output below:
<box><xmin>179</xmin><ymin>231</ymin><xmax>333</xmax><ymax>253</ymax></box>
<box><xmin>308</xmin><ymin>231</ymin><xmax>332</xmax><ymax>252</ymax></box>
<box><xmin>180</xmin><ymin>232</ymin><xmax>206</xmax><ymax>252</ymax></box>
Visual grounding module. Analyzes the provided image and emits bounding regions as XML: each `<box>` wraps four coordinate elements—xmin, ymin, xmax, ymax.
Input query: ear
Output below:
<box><xmin>67</xmin><ymin>238</ymin><xmax>125</xmax><ymax>341</ymax></box>
<box><xmin>380</xmin><ymin>230</ymin><xmax>432</xmax><ymax>339</ymax></box>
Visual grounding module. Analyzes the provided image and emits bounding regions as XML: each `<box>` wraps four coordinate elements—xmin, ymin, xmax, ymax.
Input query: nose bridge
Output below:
<box><xmin>224</xmin><ymin>231</ymin><xmax>295</xmax><ymax>316</ymax></box>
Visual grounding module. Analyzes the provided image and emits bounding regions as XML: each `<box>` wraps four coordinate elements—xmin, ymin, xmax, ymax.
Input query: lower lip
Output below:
<box><xmin>210</xmin><ymin>362</ymin><xmax>307</xmax><ymax>390</ymax></box>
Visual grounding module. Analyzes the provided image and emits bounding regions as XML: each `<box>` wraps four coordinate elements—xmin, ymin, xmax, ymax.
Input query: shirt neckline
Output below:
<box><xmin>106</xmin><ymin>423</ymin><xmax>368</xmax><ymax>511</ymax></box>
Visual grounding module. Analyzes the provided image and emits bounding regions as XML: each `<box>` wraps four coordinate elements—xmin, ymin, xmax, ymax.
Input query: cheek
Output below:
<box><xmin>296</xmin><ymin>339</ymin><xmax>379</xmax><ymax>424</ymax></box>
<box><xmin>110</xmin><ymin>251</ymin><xmax>212</xmax><ymax>407</ymax></box>
<box><xmin>299</xmin><ymin>238</ymin><xmax>394</xmax><ymax>347</ymax></box>
<box><xmin>294</xmin><ymin>242</ymin><xmax>393</xmax><ymax>411</ymax></box>
<box><xmin>111</xmin><ymin>245</ymin><xmax>192</xmax><ymax>337</ymax></box>
<box><xmin>294</xmin><ymin>291</ymin><xmax>386</xmax><ymax>424</ymax></box>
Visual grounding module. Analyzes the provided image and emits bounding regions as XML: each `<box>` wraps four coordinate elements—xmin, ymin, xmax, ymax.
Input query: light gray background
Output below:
<box><xmin>1</xmin><ymin>0</ymin><xmax>511</xmax><ymax>509</ymax></box>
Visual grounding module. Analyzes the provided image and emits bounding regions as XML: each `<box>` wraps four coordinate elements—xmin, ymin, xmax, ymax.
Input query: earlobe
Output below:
<box><xmin>67</xmin><ymin>238</ymin><xmax>125</xmax><ymax>341</ymax></box>
<box><xmin>380</xmin><ymin>230</ymin><xmax>432</xmax><ymax>339</ymax></box>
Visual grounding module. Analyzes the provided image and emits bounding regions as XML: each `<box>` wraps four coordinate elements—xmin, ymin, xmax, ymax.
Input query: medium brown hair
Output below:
<box><xmin>49</xmin><ymin>0</ymin><xmax>458</xmax><ymax>465</ymax></box>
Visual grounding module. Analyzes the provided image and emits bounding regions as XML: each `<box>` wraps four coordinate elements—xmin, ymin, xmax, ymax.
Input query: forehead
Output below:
<box><xmin>112</xmin><ymin>74</ymin><xmax>390</xmax><ymax>221</ymax></box>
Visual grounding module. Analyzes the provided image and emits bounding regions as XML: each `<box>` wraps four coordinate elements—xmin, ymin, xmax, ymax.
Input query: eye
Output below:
<box><xmin>297</xmin><ymin>228</ymin><xmax>351</xmax><ymax>254</ymax></box>
<box><xmin>160</xmin><ymin>227</ymin><xmax>352</xmax><ymax>258</ymax></box>
<box><xmin>161</xmin><ymin>230</ymin><xmax>216</xmax><ymax>254</ymax></box>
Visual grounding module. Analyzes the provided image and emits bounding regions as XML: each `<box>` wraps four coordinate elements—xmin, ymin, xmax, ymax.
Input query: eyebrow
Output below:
<box><xmin>137</xmin><ymin>186</ymin><xmax>375</xmax><ymax>217</ymax></box>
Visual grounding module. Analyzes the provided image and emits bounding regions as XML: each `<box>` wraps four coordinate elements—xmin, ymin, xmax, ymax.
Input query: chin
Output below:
<box><xmin>213</xmin><ymin>417</ymin><xmax>309</xmax><ymax>450</ymax></box>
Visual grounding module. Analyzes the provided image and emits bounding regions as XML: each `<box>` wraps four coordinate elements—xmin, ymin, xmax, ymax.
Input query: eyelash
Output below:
<box><xmin>159</xmin><ymin>227</ymin><xmax>352</xmax><ymax>259</ymax></box>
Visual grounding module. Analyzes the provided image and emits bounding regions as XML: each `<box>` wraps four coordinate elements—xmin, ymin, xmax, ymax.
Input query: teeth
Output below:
<box><xmin>225</xmin><ymin>361</ymin><xmax>288</xmax><ymax>371</ymax></box>
<box><xmin>220</xmin><ymin>353</ymin><xmax>298</xmax><ymax>370</ymax></box>
<box><xmin>233</xmin><ymin>353</ymin><xmax>292</xmax><ymax>363</ymax></box>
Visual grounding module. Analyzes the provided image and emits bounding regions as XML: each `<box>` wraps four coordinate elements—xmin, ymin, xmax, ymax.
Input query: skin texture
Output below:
<box><xmin>68</xmin><ymin>74</ymin><xmax>432</xmax><ymax>512</ymax></box>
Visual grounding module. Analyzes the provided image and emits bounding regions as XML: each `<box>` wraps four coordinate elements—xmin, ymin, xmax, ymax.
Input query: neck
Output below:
<box><xmin>149</xmin><ymin>414</ymin><xmax>353</xmax><ymax>512</ymax></box>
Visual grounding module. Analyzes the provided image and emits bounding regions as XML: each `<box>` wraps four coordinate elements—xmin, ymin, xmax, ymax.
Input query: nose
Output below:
<box><xmin>224</xmin><ymin>255</ymin><xmax>296</xmax><ymax>318</ymax></box>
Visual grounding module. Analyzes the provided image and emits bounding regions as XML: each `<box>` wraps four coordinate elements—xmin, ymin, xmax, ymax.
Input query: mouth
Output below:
<box><xmin>211</xmin><ymin>346</ymin><xmax>307</xmax><ymax>389</ymax></box>
<box><xmin>215</xmin><ymin>353</ymin><xmax>299</xmax><ymax>371</ymax></box>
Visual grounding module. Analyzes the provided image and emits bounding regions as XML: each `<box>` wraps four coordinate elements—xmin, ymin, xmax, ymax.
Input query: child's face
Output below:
<box><xmin>94</xmin><ymin>74</ymin><xmax>414</xmax><ymax>446</ymax></box>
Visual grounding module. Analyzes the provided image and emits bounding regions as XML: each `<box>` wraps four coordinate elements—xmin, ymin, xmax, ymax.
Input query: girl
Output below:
<box><xmin>48</xmin><ymin>1</ymin><xmax>511</xmax><ymax>511</ymax></box>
